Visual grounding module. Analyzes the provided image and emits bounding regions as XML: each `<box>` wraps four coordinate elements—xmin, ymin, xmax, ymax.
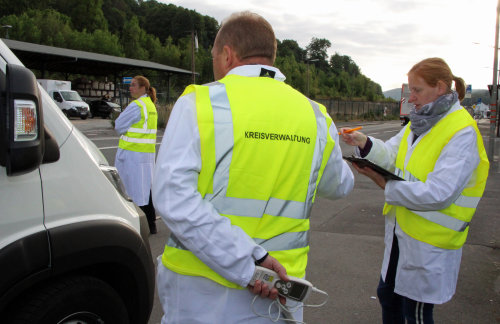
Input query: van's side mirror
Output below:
<box><xmin>2</xmin><ymin>64</ymin><xmax>44</xmax><ymax>176</ymax></box>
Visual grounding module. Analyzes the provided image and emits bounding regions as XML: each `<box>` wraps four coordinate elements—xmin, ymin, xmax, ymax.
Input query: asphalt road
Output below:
<box><xmin>72</xmin><ymin>117</ymin><xmax>500</xmax><ymax>324</ymax></box>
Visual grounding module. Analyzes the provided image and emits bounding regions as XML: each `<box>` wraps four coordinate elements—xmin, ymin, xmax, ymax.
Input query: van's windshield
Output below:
<box><xmin>60</xmin><ymin>90</ymin><xmax>83</xmax><ymax>102</ymax></box>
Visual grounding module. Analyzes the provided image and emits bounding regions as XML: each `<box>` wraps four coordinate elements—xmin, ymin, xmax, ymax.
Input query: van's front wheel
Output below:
<box><xmin>10</xmin><ymin>276</ymin><xmax>129</xmax><ymax>324</ymax></box>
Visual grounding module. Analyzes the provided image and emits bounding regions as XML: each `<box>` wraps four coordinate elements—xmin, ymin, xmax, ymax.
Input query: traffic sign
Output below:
<box><xmin>465</xmin><ymin>84</ymin><xmax>472</xmax><ymax>98</ymax></box>
<box><xmin>122</xmin><ymin>77</ymin><xmax>132</xmax><ymax>84</ymax></box>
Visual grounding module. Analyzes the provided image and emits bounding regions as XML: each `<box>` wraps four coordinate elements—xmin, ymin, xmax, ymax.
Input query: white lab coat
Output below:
<box><xmin>115</xmin><ymin>94</ymin><xmax>156</xmax><ymax>206</ymax></box>
<box><xmin>359</xmin><ymin>101</ymin><xmax>480</xmax><ymax>304</ymax></box>
<box><xmin>152</xmin><ymin>65</ymin><xmax>354</xmax><ymax>323</ymax></box>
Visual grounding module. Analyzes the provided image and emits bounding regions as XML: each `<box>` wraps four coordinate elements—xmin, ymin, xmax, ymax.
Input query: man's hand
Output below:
<box><xmin>248</xmin><ymin>254</ymin><xmax>288</xmax><ymax>305</ymax></box>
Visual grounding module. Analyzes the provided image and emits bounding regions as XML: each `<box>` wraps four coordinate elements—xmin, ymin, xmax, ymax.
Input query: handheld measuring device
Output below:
<box><xmin>249</xmin><ymin>266</ymin><xmax>313</xmax><ymax>302</ymax></box>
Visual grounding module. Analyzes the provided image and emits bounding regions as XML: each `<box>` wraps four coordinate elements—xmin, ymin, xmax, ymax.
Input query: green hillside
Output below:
<box><xmin>0</xmin><ymin>0</ymin><xmax>386</xmax><ymax>101</ymax></box>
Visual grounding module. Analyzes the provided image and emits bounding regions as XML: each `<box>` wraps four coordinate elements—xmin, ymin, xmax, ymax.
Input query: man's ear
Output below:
<box><xmin>222</xmin><ymin>45</ymin><xmax>239</xmax><ymax>70</ymax></box>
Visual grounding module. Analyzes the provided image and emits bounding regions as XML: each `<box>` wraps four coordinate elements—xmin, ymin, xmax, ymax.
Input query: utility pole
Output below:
<box><xmin>488</xmin><ymin>0</ymin><xmax>500</xmax><ymax>161</ymax></box>
<box><xmin>191</xmin><ymin>31</ymin><xmax>198</xmax><ymax>84</ymax></box>
<box><xmin>306</xmin><ymin>58</ymin><xmax>318</xmax><ymax>97</ymax></box>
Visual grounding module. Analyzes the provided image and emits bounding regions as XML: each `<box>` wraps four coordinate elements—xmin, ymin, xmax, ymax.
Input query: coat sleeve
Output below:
<box><xmin>316</xmin><ymin>121</ymin><xmax>354</xmax><ymax>199</ymax></box>
<box><xmin>114</xmin><ymin>102</ymin><xmax>141</xmax><ymax>135</ymax></box>
<box><xmin>152</xmin><ymin>93</ymin><xmax>266</xmax><ymax>288</ymax></box>
<box><xmin>359</xmin><ymin>125</ymin><xmax>407</xmax><ymax>171</ymax></box>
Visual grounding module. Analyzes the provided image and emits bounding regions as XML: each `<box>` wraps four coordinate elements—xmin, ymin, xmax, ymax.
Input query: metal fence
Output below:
<box><xmin>315</xmin><ymin>99</ymin><xmax>400</xmax><ymax>121</ymax></box>
<box><xmin>114</xmin><ymin>83</ymin><xmax>401</xmax><ymax>122</ymax></box>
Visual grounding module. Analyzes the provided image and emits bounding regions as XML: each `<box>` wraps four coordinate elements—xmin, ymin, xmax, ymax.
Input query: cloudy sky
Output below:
<box><xmin>162</xmin><ymin>0</ymin><xmax>498</xmax><ymax>92</ymax></box>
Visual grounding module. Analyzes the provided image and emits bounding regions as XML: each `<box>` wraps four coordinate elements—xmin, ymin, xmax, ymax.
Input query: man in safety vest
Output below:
<box><xmin>152</xmin><ymin>11</ymin><xmax>354</xmax><ymax>323</ymax></box>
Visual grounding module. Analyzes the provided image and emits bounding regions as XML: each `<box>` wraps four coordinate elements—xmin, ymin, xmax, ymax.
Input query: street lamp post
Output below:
<box><xmin>1</xmin><ymin>25</ymin><xmax>12</xmax><ymax>39</ymax></box>
<box><xmin>488</xmin><ymin>0</ymin><xmax>500</xmax><ymax>161</ymax></box>
<box><xmin>191</xmin><ymin>30</ymin><xmax>198</xmax><ymax>84</ymax></box>
<box><xmin>307</xmin><ymin>59</ymin><xmax>319</xmax><ymax>97</ymax></box>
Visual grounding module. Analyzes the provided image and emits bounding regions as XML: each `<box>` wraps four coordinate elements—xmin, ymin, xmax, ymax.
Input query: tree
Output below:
<box><xmin>121</xmin><ymin>16</ymin><xmax>149</xmax><ymax>60</ymax></box>
<box><xmin>306</xmin><ymin>37</ymin><xmax>331</xmax><ymax>61</ymax></box>
<box><xmin>53</xmin><ymin>0</ymin><xmax>108</xmax><ymax>32</ymax></box>
<box><xmin>90</xmin><ymin>29</ymin><xmax>123</xmax><ymax>56</ymax></box>
<box><xmin>0</xmin><ymin>0</ymin><xmax>53</xmax><ymax>16</ymax></box>
<box><xmin>330</xmin><ymin>52</ymin><xmax>343</xmax><ymax>75</ymax></box>
<box><xmin>306</xmin><ymin>37</ymin><xmax>331</xmax><ymax>71</ymax></box>
<box><xmin>156</xmin><ymin>36</ymin><xmax>181</xmax><ymax>67</ymax></box>
<box><xmin>0</xmin><ymin>9</ymin><xmax>73</xmax><ymax>46</ymax></box>
<box><xmin>102</xmin><ymin>0</ymin><xmax>138</xmax><ymax>34</ymax></box>
<box><xmin>277</xmin><ymin>39</ymin><xmax>306</xmax><ymax>62</ymax></box>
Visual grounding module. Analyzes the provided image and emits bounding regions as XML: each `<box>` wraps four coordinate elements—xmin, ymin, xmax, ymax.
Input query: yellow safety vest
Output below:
<box><xmin>118</xmin><ymin>96</ymin><xmax>157</xmax><ymax>153</ymax></box>
<box><xmin>162</xmin><ymin>74</ymin><xmax>335</xmax><ymax>288</ymax></box>
<box><xmin>383</xmin><ymin>108</ymin><xmax>489</xmax><ymax>249</ymax></box>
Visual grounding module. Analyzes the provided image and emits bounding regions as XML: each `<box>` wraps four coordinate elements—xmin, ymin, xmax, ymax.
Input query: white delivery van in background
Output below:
<box><xmin>37</xmin><ymin>79</ymin><xmax>90</xmax><ymax>119</ymax></box>
<box><xmin>0</xmin><ymin>40</ymin><xmax>154</xmax><ymax>323</ymax></box>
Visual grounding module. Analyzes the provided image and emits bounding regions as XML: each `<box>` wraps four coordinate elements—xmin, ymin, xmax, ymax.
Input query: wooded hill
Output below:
<box><xmin>0</xmin><ymin>0</ymin><xmax>386</xmax><ymax>101</ymax></box>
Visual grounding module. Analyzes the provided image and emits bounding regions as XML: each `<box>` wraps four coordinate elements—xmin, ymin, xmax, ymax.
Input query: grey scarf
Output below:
<box><xmin>410</xmin><ymin>91</ymin><xmax>458</xmax><ymax>136</ymax></box>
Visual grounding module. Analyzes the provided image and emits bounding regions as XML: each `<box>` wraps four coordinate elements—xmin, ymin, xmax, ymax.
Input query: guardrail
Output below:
<box><xmin>315</xmin><ymin>99</ymin><xmax>400</xmax><ymax>121</ymax></box>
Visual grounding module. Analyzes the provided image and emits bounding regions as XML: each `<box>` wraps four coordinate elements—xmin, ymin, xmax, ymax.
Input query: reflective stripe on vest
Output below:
<box><xmin>168</xmin><ymin>230</ymin><xmax>310</xmax><ymax>252</ymax></box>
<box><xmin>118</xmin><ymin>97</ymin><xmax>157</xmax><ymax>153</ymax></box>
<box><xmin>384</xmin><ymin>108</ymin><xmax>489</xmax><ymax>249</ymax></box>
<box><xmin>393</xmin><ymin>167</ymin><xmax>479</xmax><ymax>232</ymax></box>
<box><xmin>162</xmin><ymin>75</ymin><xmax>335</xmax><ymax>288</ymax></box>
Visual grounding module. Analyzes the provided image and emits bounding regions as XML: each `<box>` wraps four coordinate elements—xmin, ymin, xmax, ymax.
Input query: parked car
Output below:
<box><xmin>90</xmin><ymin>100</ymin><xmax>121</xmax><ymax>118</ymax></box>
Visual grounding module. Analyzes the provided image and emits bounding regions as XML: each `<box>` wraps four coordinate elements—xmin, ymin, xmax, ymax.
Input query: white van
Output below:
<box><xmin>0</xmin><ymin>40</ymin><xmax>154</xmax><ymax>323</ymax></box>
<box><xmin>37</xmin><ymin>79</ymin><xmax>90</xmax><ymax>119</ymax></box>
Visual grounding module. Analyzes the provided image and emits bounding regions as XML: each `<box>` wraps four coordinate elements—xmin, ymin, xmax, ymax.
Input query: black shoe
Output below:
<box><xmin>149</xmin><ymin>223</ymin><xmax>157</xmax><ymax>234</ymax></box>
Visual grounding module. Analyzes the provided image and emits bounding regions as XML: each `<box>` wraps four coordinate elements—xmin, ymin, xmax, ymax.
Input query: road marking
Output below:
<box><xmin>87</xmin><ymin>137</ymin><xmax>121</xmax><ymax>141</ymax></box>
<box><xmin>88</xmin><ymin>135</ymin><xmax>164</xmax><ymax>140</ymax></box>
<box><xmin>99</xmin><ymin>143</ymin><xmax>162</xmax><ymax>150</ymax></box>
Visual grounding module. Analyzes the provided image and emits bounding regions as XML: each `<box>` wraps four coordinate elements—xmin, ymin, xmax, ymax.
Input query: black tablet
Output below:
<box><xmin>343</xmin><ymin>156</ymin><xmax>404</xmax><ymax>181</ymax></box>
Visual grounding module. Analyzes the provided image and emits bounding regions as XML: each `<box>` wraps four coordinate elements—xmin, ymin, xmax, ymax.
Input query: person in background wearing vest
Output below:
<box><xmin>115</xmin><ymin>75</ymin><xmax>158</xmax><ymax>234</ymax></box>
<box><xmin>340</xmin><ymin>57</ymin><xmax>489</xmax><ymax>324</ymax></box>
<box><xmin>152</xmin><ymin>11</ymin><xmax>354</xmax><ymax>323</ymax></box>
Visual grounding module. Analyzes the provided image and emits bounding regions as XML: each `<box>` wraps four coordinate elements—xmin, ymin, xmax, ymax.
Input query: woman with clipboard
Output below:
<box><xmin>340</xmin><ymin>58</ymin><xmax>489</xmax><ymax>324</ymax></box>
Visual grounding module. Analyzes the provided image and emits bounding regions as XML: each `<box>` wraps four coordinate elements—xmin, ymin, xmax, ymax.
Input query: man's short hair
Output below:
<box><xmin>214</xmin><ymin>11</ymin><xmax>277</xmax><ymax>63</ymax></box>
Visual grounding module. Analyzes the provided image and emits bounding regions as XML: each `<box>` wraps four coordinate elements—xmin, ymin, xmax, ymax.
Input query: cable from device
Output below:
<box><xmin>250</xmin><ymin>286</ymin><xmax>329</xmax><ymax>323</ymax></box>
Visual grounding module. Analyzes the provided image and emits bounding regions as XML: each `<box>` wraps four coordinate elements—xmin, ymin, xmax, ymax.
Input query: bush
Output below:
<box><xmin>157</xmin><ymin>103</ymin><xmax>174</xmax><ymax>129</ymax></box>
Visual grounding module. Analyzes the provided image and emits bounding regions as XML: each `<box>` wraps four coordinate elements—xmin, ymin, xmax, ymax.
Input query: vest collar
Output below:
<box><xmin>226</xmin><ymin>65</ymin><xmax>286</xmax><ymax>82</ymax></box>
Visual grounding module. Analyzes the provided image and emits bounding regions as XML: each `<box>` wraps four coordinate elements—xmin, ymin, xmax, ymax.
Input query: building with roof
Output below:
<box><xmin>2</xmin><ymin>38</ymin><xmax>194</xmax><ymax>103</ymax></box>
